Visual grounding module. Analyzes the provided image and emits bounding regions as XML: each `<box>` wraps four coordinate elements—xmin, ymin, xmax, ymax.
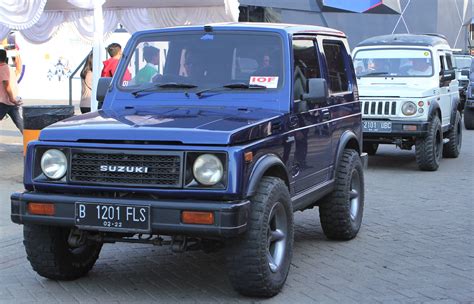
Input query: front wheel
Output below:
<box><xmin>319</xmin><ymin>149</ymin><xmax>364</xmax><ymax>240</ymax></box>
<box><xmin>226</xmin><ymin>177</ymin><xmax>293</xmax><ymax>297</ymax></box>
<box><xmin>415</xmin><ymin>116</ymin><xmax>442</xmax><ymax>171</ymax></box>
<box><xmin>24</xmin><ymin>224</ymin><xmax>102</xmax><ymax>280</ymax></box>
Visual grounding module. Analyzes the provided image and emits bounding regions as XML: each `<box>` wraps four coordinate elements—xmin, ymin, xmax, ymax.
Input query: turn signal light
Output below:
<box><xmin>403</xmin><ymin>125</ymin><xmax>417</xmax><ymax>131</ymax></box>
<box><xmin>182</xmin><ymin>211</ymin><xmax>214</xmax><ymax>225</ymax></box>
<box><xmin>28</xmin><ymin>203</ymin><xmax>55</xmax><ymax>216</ymax></box>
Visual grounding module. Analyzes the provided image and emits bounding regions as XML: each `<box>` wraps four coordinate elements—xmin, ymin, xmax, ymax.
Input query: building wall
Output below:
<box><xmin>240</xmin><ymin>0</ymin><xmax>473</xmax><ymax>50</ymax></box>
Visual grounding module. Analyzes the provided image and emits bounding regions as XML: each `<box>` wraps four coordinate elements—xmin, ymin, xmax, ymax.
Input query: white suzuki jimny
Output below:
<box><xmin>353</xmin><ymin>34</ymin><xmax>462</xmax><ymax>171</ymax></box>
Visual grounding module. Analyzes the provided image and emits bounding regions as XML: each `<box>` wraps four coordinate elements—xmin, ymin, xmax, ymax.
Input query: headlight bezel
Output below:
<box><xmin>402</xmin><ymin>101</ymin><xmax>417</xmax><ymax>116</ymax></box>
<box><xmin>185</xmin><ymin>152</ymin><xmax>227</xmax><ymax>189</ymax></box>
<box><xmin>32</xmin><ymin>145</ymin><xmax>70</xmax><ymax>184</ymax></box>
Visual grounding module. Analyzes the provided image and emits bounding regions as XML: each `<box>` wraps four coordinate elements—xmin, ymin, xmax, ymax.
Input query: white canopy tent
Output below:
<box><xmin>0</xmin><ymin>0</ymin><xmax>240</xmax><ymax>109</ymax></box>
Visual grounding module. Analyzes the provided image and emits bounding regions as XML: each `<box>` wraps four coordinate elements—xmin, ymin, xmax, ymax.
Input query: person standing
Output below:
<box><xmin>101</xmin><ymin>43</ymin><xmax>131</xmax><ymax>80</ymax></box>
<box><xmin>80</xmin><ymin>53</ymin><xmax>93</xmax><ymax>114</ymax></box>
<box><xmin>0</xmin><ymin>49</ymin><xmax>23</xmax><ymax>133</ymax></box>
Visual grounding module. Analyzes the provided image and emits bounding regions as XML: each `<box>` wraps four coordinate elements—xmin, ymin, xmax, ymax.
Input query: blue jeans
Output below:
<box><xmin>0</xmin><ymin>103</ymin><xmax>23</xmax><ymax>133</ymax></box>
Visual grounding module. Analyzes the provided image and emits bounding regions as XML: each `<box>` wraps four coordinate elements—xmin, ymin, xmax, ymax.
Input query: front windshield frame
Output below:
<box><xmin>353</xmin><ymin>47</ymin><xmax>434</xmax><ymax>78</ymax></box>
<box><xmin>116</xmin><ymin>30</ymin><xmax>286</xmax><ymax>94</ymax></box>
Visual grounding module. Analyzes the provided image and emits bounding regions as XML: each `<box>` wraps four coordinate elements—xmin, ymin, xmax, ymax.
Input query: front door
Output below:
<box><xmin>290</xmin><ymin>37</ymin><xmax>332</xmax><ymax>194</ymax></box>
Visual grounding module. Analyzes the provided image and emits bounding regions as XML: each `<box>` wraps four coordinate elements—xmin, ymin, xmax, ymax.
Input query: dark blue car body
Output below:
<box><xmin>12</xmin><ymin>23</ymin><xmax>365</xmax><ymax>238</ymax></box>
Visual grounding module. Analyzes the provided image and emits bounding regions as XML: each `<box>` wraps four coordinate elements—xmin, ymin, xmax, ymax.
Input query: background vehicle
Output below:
<box><xmin>353</xmin><ymin>34</ymin><xmax>462</xmax><ymax>171</ymax></box>
<box><xmin>464</xmin><ymin>58</ymin><xmax>474</xmax><ymax>129</ymax></box>
<box><xmin>453</xmin><ymin>53</ymin><xmax>472</xmax><ymax>111</ymax></box>
<box><xmin>11</xmin><ymin>23</ymin><xmax>367</xmax><ymax>297</ymax></box>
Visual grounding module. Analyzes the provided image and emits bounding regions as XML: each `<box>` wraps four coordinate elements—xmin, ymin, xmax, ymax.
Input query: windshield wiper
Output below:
<box><xmin>132</xmin><ymin>82</ymin><xmax>198</xmax><ymax>97</ymax></box>
<box><xmin>359</xmin><ymin>72</ymin><xmax>390</xmax><ymax>77</ymax></box>
<box><xmin>196</xmin><ymin>83</ymin><xmax>267</xmax><ymax>98</ymax></box>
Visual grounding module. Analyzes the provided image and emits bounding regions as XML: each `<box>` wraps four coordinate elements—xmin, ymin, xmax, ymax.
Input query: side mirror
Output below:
<box><xmin>440</xmin><ymin>69</ymin><xmax>455</xmax><ymax>83</ymax></box>
<box><xmin>302</xmin><ymin>78</ymin><xmax>328</xmax><ymax>104</ymax></box>
<box><xmin>97</xmin><ymin>77</ymin><xmax>112</xmax><ymax>103</ymax></box>
<box><xmin>439</xmin><ymin>69</ymin><xmax>455</xmax><ymax>87</ymax></box>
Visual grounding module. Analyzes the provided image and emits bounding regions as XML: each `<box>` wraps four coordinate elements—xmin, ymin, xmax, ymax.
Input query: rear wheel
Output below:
<box><xmin>464</xmin><ymin>108</ymin><xmax>474</xmax><ymax>130</ymax></box>
<box><xmin>319</xmin><ymin>149</ymin><xmax>364</xmax><ymax>240</ymax></box>
<box><xmin>443</xmin><ymin>111</ymin><xmax>462</xmax><ymax>158</ymax></box>
<box><xmin>24</xmin><ymin>224</ymin><xmax>102</xmax><ymax>280</ymax></box>
<box><xmin>363</xmin><ymin>143</ymin><xmax>378</xmax><ymax>156</ymax></box>
<box><xmin>226</xmin><ymin>177</ymin><xmax>293</xmax><ymax>297</ymax></box>
<box><xmin>415</xmin><ymin>116</ymin><xmax>442</xmax><ymax>171</ymax></box>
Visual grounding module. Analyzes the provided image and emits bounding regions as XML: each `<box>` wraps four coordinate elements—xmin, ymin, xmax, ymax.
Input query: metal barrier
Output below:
<box><xmin>68</xmin><ymin>51</ymin><xmax>92</xmax><ymax>106</ymax></box>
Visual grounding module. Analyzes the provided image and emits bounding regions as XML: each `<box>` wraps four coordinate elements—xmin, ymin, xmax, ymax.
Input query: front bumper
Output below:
<box><xmin>11</xmin><ymin>192</ymin><xmax>249</xmax><ymax>238</ymax></box>
<box><xmin>363</xmin><ymin>120</ymin><xmax>429</xmax><ymax>140</ymax></box>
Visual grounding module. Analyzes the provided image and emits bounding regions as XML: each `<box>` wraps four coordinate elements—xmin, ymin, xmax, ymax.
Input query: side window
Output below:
<box><xmin>439</xmin><ymin>55</ymin><xmax>446</xmax><ymax>72</ymax></box>
<box><xmin>322</xmin><ymin>41</ymin><xmax>349</xmax><ymax>93</ymax></box>
<box><xmin>292</xmin><ymin>39</ymin><xmax>320</xmax><ymax>101</ymax></box>
<box><xmin>446</xmin><ymin>54</ymin><xmax>453</xmax><ymax>70</ymax></box>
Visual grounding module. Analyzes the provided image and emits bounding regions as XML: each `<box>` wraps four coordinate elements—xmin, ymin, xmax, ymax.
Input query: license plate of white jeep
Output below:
<box><xmin>75</xmin><ymin>202</ymin><xmax>150</xmax><ymax>232</ymax></box>
<box><xmin>363</xmin><ymin>120</ymin><xmax>392</xmax><ymax>132</ymax></box>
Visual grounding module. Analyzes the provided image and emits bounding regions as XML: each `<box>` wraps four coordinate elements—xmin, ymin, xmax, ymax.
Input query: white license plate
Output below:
<box><xmin>363</xmin><ymin>120</ymin><xmax>392</xmax><ymax>132</ymax></box>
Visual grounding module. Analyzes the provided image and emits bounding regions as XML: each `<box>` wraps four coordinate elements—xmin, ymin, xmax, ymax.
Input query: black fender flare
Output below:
<box><xmin>428</xmin><ymin>100</ymin><xmax>441</xmax><ymax>120</ymax></box>
<box><xmin>245</xmin><ymin>154</ymin><xmax>290</xmax><ymax>198</ymax></box>
<box><xmin>449</xmin><ymin>94</ymin><xmax>461</xmax><ymax>125</ymax></box>
<box><xmin>333</xmin><ymin>130</ymin><xmax>360</xmax><ymax>179</ymax></box>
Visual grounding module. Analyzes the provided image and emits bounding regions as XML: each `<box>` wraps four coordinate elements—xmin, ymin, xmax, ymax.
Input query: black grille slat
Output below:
<box><xmin>70</xmin><ymin>151</ymin><xmax>182</xmax><ymax>187</ymax></box>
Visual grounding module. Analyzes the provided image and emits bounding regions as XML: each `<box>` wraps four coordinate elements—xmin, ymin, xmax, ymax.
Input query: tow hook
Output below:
<box><xmin>68</xmin><ymin>228</ymin><xmax>87</xmax><ymax>247</ymax></box>
<box><xmin>171</xmin><ymin>236</ymin><xmax>200</xmax><ymax>252</ymax></box>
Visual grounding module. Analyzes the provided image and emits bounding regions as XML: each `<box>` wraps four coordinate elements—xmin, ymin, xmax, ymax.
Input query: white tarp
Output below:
<box><xmin>0</xmin><ymin>0</ymin><xmax>240</xmax><ymax>42</ymax></box>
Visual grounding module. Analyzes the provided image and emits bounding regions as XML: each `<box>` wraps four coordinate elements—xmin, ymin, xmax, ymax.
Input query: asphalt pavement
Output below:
<box><xmin>0</xmin><ymin>107</ymin><xmax>473</xmax><ymax>303</ymax></box>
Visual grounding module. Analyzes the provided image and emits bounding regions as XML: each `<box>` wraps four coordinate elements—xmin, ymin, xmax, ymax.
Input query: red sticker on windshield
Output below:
<box><xmin>250</xmin><ymin>76</ymin><xmax>278</xmax><ymax>88</ymax></box>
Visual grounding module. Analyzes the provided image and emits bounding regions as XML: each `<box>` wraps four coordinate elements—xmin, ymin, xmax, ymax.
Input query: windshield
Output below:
<box><xmin>119</xmin><ymin>32</ymin><xmax>284</xmax><ymax>93</ymax></box>
<box><xmin>354</xmin><ymin>49</ymin><xmax>433</xmax><ymax>77</ymax></box>
<box><xmin>454</xmin><ymin>56</ymin><xmax>471</xmax><ymax>69</ymax></box>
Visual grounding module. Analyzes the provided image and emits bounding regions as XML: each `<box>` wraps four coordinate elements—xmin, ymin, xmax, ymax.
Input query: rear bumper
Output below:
<box><xmin>363</xmin><ymin>120</ymin><xmax>429</xmax><ymax>140</ymax></box>
<box><xmin>11</xmin><ymin>192</ymin><xmax>249</xmax><ymax>238</ymax></box>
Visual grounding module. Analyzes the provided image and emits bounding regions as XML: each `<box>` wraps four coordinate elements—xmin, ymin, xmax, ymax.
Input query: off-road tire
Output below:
<box><xmin>226</xmin><ymin>177</ymin><xmax>293</xmax><ymax>297</ymax></box>
<box><xmin>464</xmin><ymin>108</ymin><xmax>474</xmax><ymax>130</ymax></box>
<box><xmin>443</xmin><ymin>111</ymin><xmax>462</xmax><ymax>158</ymax></box>
<box><xmin>415</xmin><ymin>116</ymin><xmax>443</xmax><ymax>171</ymax></box>
<box><xmin>319</xmin><ymin>149</ymin><xmax>364</xmax><ymax>240</ymax></box>
<box><xmin>24</xmin><ymin>224</ymin><xmax>102</xmax><ymax>280</ymax></box>
<box><xmin>363</xmin><ymin>143</ymin><xmax>379</xmax><ymax>156</ymax></box>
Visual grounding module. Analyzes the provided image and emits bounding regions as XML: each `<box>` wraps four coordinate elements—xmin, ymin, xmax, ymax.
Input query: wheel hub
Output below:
<box><xmin>267</xmin><ymin>202</ymin><xmax>287</xmax><ymax>273</ymax></box>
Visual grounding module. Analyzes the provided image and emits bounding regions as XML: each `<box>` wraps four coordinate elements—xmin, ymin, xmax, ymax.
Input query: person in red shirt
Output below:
<box><xmin>101</xmin><ymin>43</ymin><xmax>131</xmax><ymax>81</ymax></box>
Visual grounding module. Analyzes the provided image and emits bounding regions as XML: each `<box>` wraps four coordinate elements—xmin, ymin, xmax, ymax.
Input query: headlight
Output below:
<box><xmin>192</xmin><ymin>154</ymin><xmax>223</xmax><ymax>186</ymax></box>
<box><xmin>402</xmin><ymin>101</ymin><xmax>417</xmax><ymax>116</ymax></box>
<box><xmin>41</xmin><ymin>149</ymin><xmax>67</xmax><ymax>179</ymax></box>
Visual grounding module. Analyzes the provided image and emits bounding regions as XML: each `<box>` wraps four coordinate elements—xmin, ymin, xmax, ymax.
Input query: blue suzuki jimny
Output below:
<box><xmin>12</xmin><ymin>23</ymin><xmax>367</xmax><ymax>297</ymax></box>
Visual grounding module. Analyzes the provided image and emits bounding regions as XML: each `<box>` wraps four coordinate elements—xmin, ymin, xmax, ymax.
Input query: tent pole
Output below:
<box><xmin>91</xmin><ymin>1</ymin><xmax>105</xmax><ymax>111</ymax></box>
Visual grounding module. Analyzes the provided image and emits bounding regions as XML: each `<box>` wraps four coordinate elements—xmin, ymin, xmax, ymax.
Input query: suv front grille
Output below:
<box><xmin>362</xmin><ymin>100</ymin><xmax>397</xmax><ymax>117</ymax></box>
<box><xmin>70</xmin><ymin>150</ymin><xmax>183</xmax><ymax>188</ymax></box>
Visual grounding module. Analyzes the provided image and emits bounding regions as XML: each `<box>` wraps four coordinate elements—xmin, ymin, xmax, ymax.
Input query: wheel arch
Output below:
<box><xmin>428</xmin><ymin>100</ymin><xmax>442</xmax><ymax>121</ymax></box>
<box><xmin>245</xmin><ymin>154</ymin><xmax>290</xmax><ymax>198</ymax></box>
<box><xmin>333</xmin><ymin>130</ymin><xmax>361</xmax><ymax>180</ymax></box>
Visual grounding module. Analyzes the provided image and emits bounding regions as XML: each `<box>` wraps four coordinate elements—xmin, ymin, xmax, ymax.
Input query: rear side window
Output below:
<box><xmin>323</xmin><ymin>42</ymin><xmax>349</xmax><ymax>93</ymax></box>
<box><xmin>292</xmin><ymin>39</ymin><xmax>320</xmax><ymax>101</ymax></box>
